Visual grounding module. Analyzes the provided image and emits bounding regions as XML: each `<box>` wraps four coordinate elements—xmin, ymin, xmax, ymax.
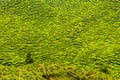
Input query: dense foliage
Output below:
<box><xmin>0</xmin><ymin>0</ymin><xmax>120</xmax><ymax>79</ymax></box>
<box><xmin>0</xmin><ymin>64</ymin><xmax>114</xmax><ymax>80</ymax></box>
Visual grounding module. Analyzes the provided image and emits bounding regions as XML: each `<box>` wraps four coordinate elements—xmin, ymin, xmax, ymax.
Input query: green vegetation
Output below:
<box><xmin>0</xmin><ymin>64</ymin><xmax>114</xmax><ymax>80</ymax></box>
<box><xmin>0</xmin><ymin>0</ymin><xmax>120</xmax><ymax>79</ymax></box>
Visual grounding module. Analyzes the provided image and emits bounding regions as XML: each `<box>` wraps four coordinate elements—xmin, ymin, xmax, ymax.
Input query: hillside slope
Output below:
<box><xmin>0</xmin><ymin>0</ymin><xmax>120</xmax><ymax>79</ymax></box>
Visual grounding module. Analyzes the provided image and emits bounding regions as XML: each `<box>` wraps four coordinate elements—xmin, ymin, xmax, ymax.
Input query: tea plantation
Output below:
<box><xmin>0</xmin><ymin>0</ymin><xmax>120</xmax><ymax>79</ymax></box>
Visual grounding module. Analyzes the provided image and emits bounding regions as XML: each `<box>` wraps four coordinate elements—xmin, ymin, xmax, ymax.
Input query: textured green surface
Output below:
<box><xmin>0</xmin><ymin>0</ymin><xmax>120</xmax><ymax>79</ymax></box>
